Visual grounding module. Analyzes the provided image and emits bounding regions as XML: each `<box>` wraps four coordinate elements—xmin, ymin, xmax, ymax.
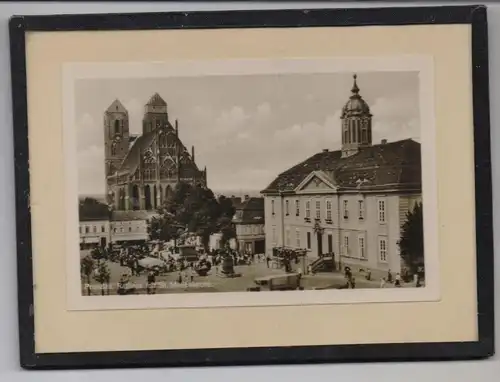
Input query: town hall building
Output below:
<box><xmin>104</xmin><ymin>93</ymin><xmax>207</xmax><ymax>212</ymax></box>
<box><xmin>260</xmin><ymin>74</ymin><xmax>422</xmax><ymax>275</ymax></box>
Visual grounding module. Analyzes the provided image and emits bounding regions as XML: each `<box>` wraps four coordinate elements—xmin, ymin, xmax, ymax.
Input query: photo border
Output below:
<box><xmin>9</xmin><ymin>4</ymin><xmax>494</xmax><ymax>369</ymax></box>
<box><xmin>63</xmin><ymin>56</ymin><xmax>440</xmax><ymax>311</ymax></box>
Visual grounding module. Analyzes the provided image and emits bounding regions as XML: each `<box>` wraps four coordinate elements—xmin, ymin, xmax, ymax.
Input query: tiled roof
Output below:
<box><xmin>117</xmin><ymin>131</ymin><xmax>157</xmax><ymax>174</ymax></box>
<box><xmin>261</xmin><ymin>139</ymin><xmax>421</xmax><ymax>194</ymax></box>
<box><xmin>116</xmin><ymin>127</ymin><xmax>202</xmax><ymax>178</ymax></box>
<box><xmin>111</xmin><ymin>210</ymin><xmax>157</xmax><ymax>221</ymax></box>
<box><xmin>233</xmin><ymin>197</ymin><xmax>265</xmax><ymax>224</ymax></box>
<box><xmin>146</xmin><ymin>93</ymin><xmax>167</xmax><ymax>106</ymax></box>
<box><xmin>79</xmin><ymin>199</ymin><xmax>110</xmax><ymax>221</ymax></box>
<box><xmin>106</xmin><ymin>99</ymin><xmax>128</xmax><ymax>114</ymax></box>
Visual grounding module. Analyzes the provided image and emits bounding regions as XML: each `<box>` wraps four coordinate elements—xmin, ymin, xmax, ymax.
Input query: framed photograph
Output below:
<box><xmin>10</xmin><ymin>4</ymin><xmax>494</xmax><ymax>369</ymax></box>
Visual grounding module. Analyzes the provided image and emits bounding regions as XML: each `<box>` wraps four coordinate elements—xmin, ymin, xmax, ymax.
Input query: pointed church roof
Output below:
<box><xmin>106</xmin><ymin>99</ymin><xmax>128</xmax><ymax>114</ymax></box>
<box><xmin>146</xmin><ymin>93</ymin><xmax>167</xmax><ymax>106</ymax></box>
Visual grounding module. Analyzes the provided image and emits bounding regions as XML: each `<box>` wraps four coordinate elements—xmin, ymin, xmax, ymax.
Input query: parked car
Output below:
<box><xmin>250</xmin><ymin>273</ymin><xmax>303</xmax><ymax>291</ymax></box>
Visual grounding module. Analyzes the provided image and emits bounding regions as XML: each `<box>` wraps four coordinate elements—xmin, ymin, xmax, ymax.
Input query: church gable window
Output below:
<box><xmin>114</xmin><ymin>120</ymin><xmax>120</xmax><ymax>135</ymax></box>
<box><xmin>111</xmin><ymin>141</ymin><xmax>117</xmax><ymax>156</ymax></box>
<box><xmin>143</xmin><ymin>149</ymin><xmax>156</xmax><ymax>164</ymax></box>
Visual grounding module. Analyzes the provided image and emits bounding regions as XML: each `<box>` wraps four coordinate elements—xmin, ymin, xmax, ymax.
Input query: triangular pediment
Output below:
<box><xmin>295</xmin><ymin>171</ymin><xmax>337</xmax><ymax>194</ymax></box>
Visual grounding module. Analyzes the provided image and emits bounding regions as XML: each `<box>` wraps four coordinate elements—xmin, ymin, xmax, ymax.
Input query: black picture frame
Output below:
<box><xmin>10</xmin><ymin>4</ymin><xmax>494</xmax><ymax>370</ymax></box>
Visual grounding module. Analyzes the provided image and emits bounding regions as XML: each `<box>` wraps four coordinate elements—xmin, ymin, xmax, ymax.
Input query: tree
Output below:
<box><xmin>147</xmin><ymin>214</ymin><xmax>183</xmax><ymax>244</ymax></box>
<box><xmin>150</xmin><ymin>182</ymin><xmax>236</xmax><ymax>252</ymax></box>
<box><xmin>93</xmin><ymin>261</ymin><xmax>111</xmax><ymax>296</ymax></box>
<box><xmin>91</xmin><ymin>247</ymin><xmax>106</xmax><ymax>266</ymax></box>
<box><xmin>80</xmin><ymin>255</ymin><xmax>95</xmax><ymax>296</ymax></box>
<box><xmin>79</xmin><ymin>197</ymin><xmax>110</xmax><ymax>220</ymax></box>
<box><xmin>398</xmin><ymin>201</ymin><xmax>424</xmax><ymax>275</ymax></box>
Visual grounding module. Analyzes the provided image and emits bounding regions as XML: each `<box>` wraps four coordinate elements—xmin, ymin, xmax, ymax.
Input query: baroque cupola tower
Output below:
<box><xmin>104</xmin><ymin>99</ymin><xmax>129</xmax><ymax>177</ymax></box>
<box><xmin>340</xmin><ymin>74</ymin><xmax>373</xmax><ymax>157</ymax></box>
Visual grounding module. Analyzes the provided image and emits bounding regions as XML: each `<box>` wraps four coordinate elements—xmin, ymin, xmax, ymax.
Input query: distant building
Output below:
<box><xmin>103</xmin><ymin>93</ymin><xmax>207</xmax><ymax>212</ymax></box>
<box><xmin>78</xmin><ymin>198</ymin><xmax>155</xmax><ymax>247</ymax></box>
<box><xmin>260</xmin><ymin>74</ymin><xmax>422</xmax><ymax>275</ymax></box>
<box><xmin>110</xmin><ymin>210</ymin><xmax>154</xmax><ymax>244</ymax></box>
<box><xmin>232</xmin><ymin>195</ymin><xmax>266</xmax><ymax>254</ymax></box>
<box><xmin>78</xmin><ymin>199</ymin><xmax>111</xmax><ymax>249</ymax></box>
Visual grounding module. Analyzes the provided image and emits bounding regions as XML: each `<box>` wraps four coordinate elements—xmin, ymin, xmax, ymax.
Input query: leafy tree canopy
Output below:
<box><xmin>398</xmin><ymin>201</ymin><xmax>424</xmax><ymax>274</ymax></box>
<box><xmin>149</xmin><ymin>182</ymin><xmax>236</xmax><ymax>249</ymax></box>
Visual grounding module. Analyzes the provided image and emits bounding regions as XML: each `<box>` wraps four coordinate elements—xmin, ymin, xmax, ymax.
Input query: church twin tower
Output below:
<box><xmin>102</xmin><ymin>75</ymin><xmax>371</xmax><ymax>211</ymax></box>
<box><xmin>103</xmin><ymin>93</ymin><xmax>206</xmax><ymax>212</ymax></box>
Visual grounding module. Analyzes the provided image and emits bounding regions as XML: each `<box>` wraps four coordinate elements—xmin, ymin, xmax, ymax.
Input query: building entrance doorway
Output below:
<box><xmin>317</xmin><ymin>233</ymin><xmax>323</xmax><ymax>256</ymax></box>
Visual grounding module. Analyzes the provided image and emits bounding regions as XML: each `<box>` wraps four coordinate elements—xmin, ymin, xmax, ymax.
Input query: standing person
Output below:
<box><xmin>395</xmin><ymin>273</ymin><xmax>402</xmax><ymax>287</ymax></box>
<box><xmin>387</xmin><ymin>269</ymin><xmax>393</xmax><ymax>284</ymax></box>
<box><xmin>189</xmin><ymin>265</ymin><xmax>194</xmax><ymax>283</ymax></box>
<box><xmin>266</xmin><ymin>255</ymin><xmax>271</xmax><ymax>268</ymax></box>
<box><xmin>380</xmin><ymin>277</ymin><xmax>387</xmax><ymax>288</ymax></box>
<box><xmin>146</xmin><ymin>270</ymin><xmax>156</xmax><ymax>295</ymax></box>
<box><xmin>177</xmin><ymin>271</ymin><xmax>183</xmax><ymax>285</ymax></box>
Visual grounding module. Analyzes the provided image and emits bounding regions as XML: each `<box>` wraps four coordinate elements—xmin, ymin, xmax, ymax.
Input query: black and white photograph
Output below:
<box><xmin>65</xmin><ymin>57</ymin><xmax>438</xmax><ymax>309</ymax></box>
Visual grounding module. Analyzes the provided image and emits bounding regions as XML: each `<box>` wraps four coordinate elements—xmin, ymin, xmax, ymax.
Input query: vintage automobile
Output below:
<box><xmin>249</xmin><ymin>273</ymin><xmax>303</xmax><ymax>291</ymax></box>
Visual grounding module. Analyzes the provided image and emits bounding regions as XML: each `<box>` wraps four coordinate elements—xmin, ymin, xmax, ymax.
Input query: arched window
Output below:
<box><xmin>114</xmin><ymin>120</ymin><xmax>120</xmax><ymax>135</ymax></box>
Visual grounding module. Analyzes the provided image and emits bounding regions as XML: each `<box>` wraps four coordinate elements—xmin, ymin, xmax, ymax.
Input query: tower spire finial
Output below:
<box><xmin>351</xmin><ymin>73</ymin><xmax>359</xmax><ymax>95</ymax></box>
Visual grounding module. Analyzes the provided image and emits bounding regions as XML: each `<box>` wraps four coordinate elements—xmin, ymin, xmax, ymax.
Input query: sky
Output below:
<box><xmin>74</xmin><ymin>71</ymin><xmax>420</xmax><ymax>196</ymax></box>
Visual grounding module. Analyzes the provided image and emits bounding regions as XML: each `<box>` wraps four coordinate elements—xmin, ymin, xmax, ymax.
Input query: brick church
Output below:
<box><xmin>104</xmin><ymin>93</ymin><xmax>207</xmax><ymax>211</ymax></box>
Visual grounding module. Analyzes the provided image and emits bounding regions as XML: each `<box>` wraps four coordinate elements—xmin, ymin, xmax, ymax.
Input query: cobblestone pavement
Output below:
<box><xmin>80</xmin><ymin>251</ymin><xmax>419</xmax><ymax>295</ymax></box>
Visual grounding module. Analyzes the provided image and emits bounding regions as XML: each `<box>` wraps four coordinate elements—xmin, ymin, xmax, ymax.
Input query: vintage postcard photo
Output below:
<box><xmin>64</xmin><ymin>57</ymin><xmax>439</xmax><ymax>310</ymax></box>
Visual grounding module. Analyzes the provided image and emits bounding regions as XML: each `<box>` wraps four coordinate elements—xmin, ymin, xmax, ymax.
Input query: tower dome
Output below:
<box><xmin>341</xmin><ymin>74</ymin><xmax>371</xmax><ymax>117</ymax></box>
<box><xmin>340</xmin><ymin>74</ymin><xmax>373</xmax><ymax>157</ymax></box>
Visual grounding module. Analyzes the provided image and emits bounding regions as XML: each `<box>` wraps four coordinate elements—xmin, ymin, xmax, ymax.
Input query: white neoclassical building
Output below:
<box><xmin>261</xmin><ymin>74</ymin><xmax>422</xmax><ymax>275</ymax></box>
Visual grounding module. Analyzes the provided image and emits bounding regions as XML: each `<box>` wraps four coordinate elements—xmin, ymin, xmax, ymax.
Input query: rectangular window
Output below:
<box><xmin>271</xmin><ymin>200</ymin><xmax>275</xmax><ymax>215</ymax></box>
<box><xmin>272</xmin><ymin>227</ymin><xmax>277</xmax><ymax>244</ymax></box>
<box><xmin>295</xmin><ymin>200</ymin><xmax>300</xmax><ymax>216</ymax></box>
<box><xmin>379</xmin><ymin>237</ymin><xmax>388</xmax><ymax>262</ymax></box>
<box><xmin>285</xmin><ymin>200</ymin><xmax>289</xmax><ymax>215</ymax></box>
<box><xmin>343</xmin><ymin>233</ymin><xmax>349</xmax><ymax>255</ymax></box>
<box><xmin>306</xmin><ymin>232</ymin><xmax>311</xmax><ymax>249</ymax></box>
<box><xmin>315</xmin><ymin>200</ymin><xmax>321</xmax><ymax>220</ymax></box>
<box><xmin>378</xmin><ymin>199</ymin><xmax>386</xmax><ymax>223</ymax></box>
<box><xmin>93</xmin><ymin>226</ymin><xmax>97</xmax><ymax>233</ymax></box>
<box><xmin>79</xmin><ymin>226</ymin><xmax>82</xmax><ymax>234</ymax></box>
<box><xmin>286</xmin><ymin>229</ymin><xmax>291</xmax><ymax>246</ymax></box>
<box><xmin>358</xmin><ymin>236</ymin><xmax>366</xmax><ymax>259</ymax></box>
<box><xmin>101</xmin><ymin>226</ymin><xmax>105</xmax><ymax>233</ymax></box>
<box><xmin>85</xmin><ymin>226</ymin><xmax>89</xmax><ymax>234</ymax></box>
<box><xmin>343</xmin><ymin>200</ymin><xmax>349</xmax><ymax>219</ymax></box>
<box><xmin>296</xmin><ymin>229</ymin><xmax>301</xmax><ymax>248</ymax></box>
<box><xmin>327</xmin><ymin>234</ymin><xmax>333</xmax><ymax>253</ymax></box>
<box><xmin>358</xmin><ymin>200</ymin><xmax>365</xmax><ymax>220</ymax></box>
<box><xmin>305</xmin><ymin>201</ymin><xmax>311</xmax><ymax>219</ymax></box>
<box><xmin>326</xmin><ymin>200</ymin><xmax>332</xmax><ymax>221</ymax></box>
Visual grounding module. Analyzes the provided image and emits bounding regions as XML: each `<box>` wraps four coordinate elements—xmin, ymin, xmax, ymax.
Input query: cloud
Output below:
<box><xmin>371</xmin><ymin>93</ymin><xmax>419</xmax><ymax>123</ymax></box>
<box><xmin>77</xmin><ymin>145</ymin><xmax>104</xmax><ymax>195</ymax></box>
<box><xmin>76</xmin><ymin>113</ymin><xmax>100</xmax><ymax>149</ymax></box>
<box><xmin>122</xmin><ymin>98</ymin><xmax>144</xmax><ymax>135</ymax></box>
<box><xmin>75</xmin><ymin>71</ymin><xmax>421</xmax><ymax>195</ymax></box>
